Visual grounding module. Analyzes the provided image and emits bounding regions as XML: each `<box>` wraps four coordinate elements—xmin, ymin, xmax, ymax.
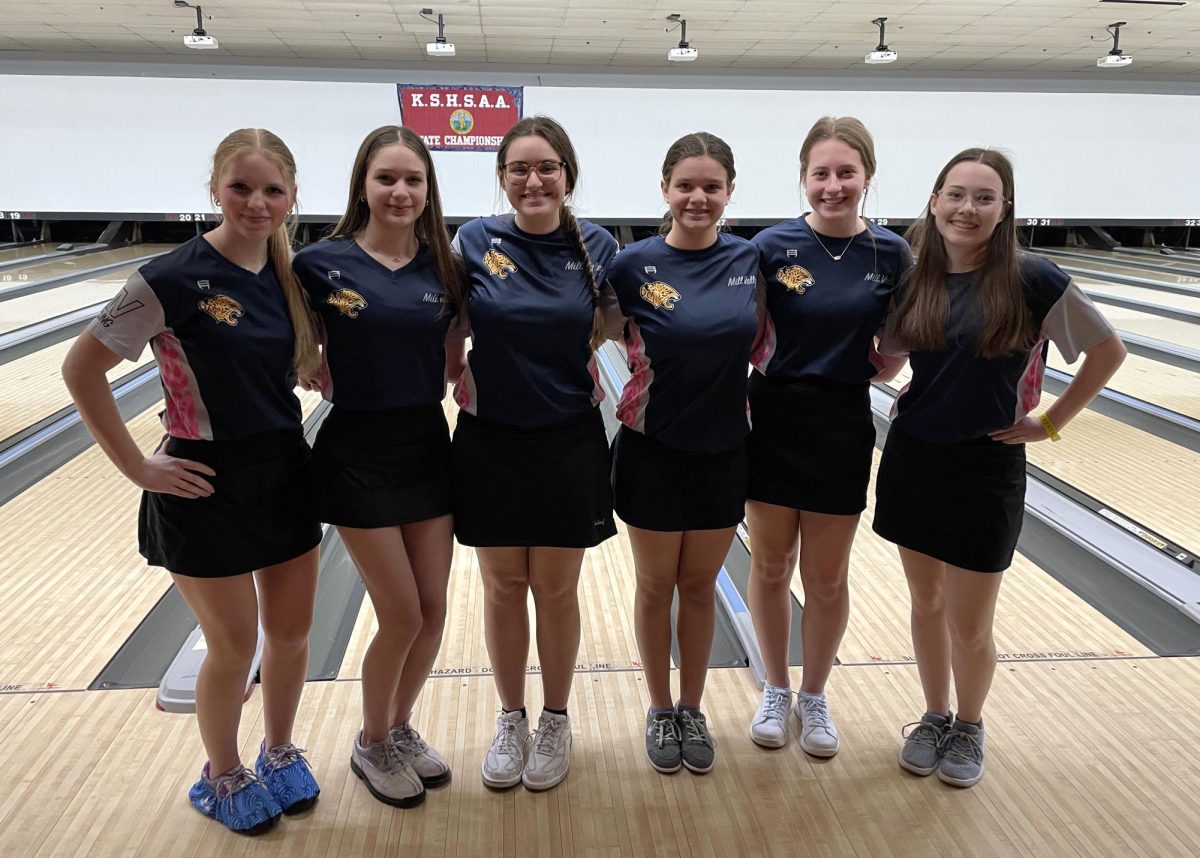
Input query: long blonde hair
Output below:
<box><xmin>209</xmin><ymin>128</ymin><xmax>320</xmax><ymax>378</ymax></box>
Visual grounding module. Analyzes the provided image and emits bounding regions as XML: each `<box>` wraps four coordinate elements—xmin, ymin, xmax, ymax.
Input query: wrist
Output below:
<box><xmin>1038</xmin><ymin>413</ymin><xmax>1061</xmax><ymax>442</ymax></box>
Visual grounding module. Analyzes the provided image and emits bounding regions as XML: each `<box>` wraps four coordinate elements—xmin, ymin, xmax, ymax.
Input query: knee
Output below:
<box><xmin>375</xmin><ymin>598</ymin><xmax>425</xmax><ymax>644</ymax></box>
<box><xmin>204</xmin><ymin>624</ymin><xmax>259</xmax><ymax>668</ymax></box>
<box><xmin>530</xmin><ymin>576</ymin><xmax>578</xmax><ymax>610</ymax></box>
<box><xmin>753</xmin><ymin>549</ymin><xmax>798</xmax><ymax>589</ymax></box>
<box><xmin>636</xmin><ymin>575</ymin><xmax>676</xmax><ymax>611</ymax></box>
<box><xmin>802</xmin><ymin>571</ymin><xmax>847</xmax><ymax>606</ymax></box>
<box><xmin>909</xmin><ymin>587</ymin><xmax>944</xmax><ymax>617</ymax></box>
<box><xmin>416</xmin><ymin>596</ymin><xmax>447</xmax><ymax>639</ymax></box>
<box><xmin>260</xmin><ymin>610</ymin><xmax>313</xmax><ymax>651</ymax></box>
<box><xmin>948</xmin><ymin>620</ymin><xmax>993</xmax><ymax>652</ymax></box>
<box><xmin>484</xmin><ymin>573</ymin><xmax>527</xmax><ymax>606</ymax></box>
<box><xmin>676</xmin><ymin>577</ymin><xmax>715</xmax><ymax>611</ymax></box>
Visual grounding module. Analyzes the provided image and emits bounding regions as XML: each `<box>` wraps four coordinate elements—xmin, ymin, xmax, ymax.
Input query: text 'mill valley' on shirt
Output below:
<box><xmin>452</xmin><ymin>213</ymin><xmax>620</xmax><ymax>428</ymax></box>
<box><xmin>87</xmin><ymin>236</ymin><xmax>302</xmax><ymax>441</ymax></box>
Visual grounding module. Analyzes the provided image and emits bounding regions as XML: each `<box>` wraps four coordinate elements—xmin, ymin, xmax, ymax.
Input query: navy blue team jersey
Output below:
<box><xmin>607</xmin><ymin>233</ymin><xmax>762</xmax><ymax>453</ymax></box>
<box><xmin>752</xmin><ymin>217</ymin><xmax>912</xmax><ymax>383</ymax></box>
<box><xmin>293</xmin><ymin>237</ymin><xmax>454</xmax><ymax>410</ymax></box>
<box><xmin>881</xmin><ymin>254</ymin><xmax>1114</xmax><ymax>443</ymax></box>
<box><xmin>88</xmin><ymin>235</ymin><xmax>302</xmax><ymax>440</ymax></box>
<box><xmin>452</xmin><ymin>213</ymin><xmax>619</xmax><ymax>428</ymax></box>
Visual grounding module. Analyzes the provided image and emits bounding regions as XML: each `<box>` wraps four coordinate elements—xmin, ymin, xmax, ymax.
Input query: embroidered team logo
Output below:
<box><xmin>327</xmin><ymin>270</ymin><xmax>341</xmax><ymax>280</ymax></box>
<box><xmin>640</xmin><ymin>281</ymin><xmax>681</xmax><ymax>310</ymax></box>
<box><xmin>196</xmin><ymin>279</ymin><xmax>211</xmax><ymax>291</ymax></box>
<box><xmin>777</xmin><ymin>265</ymin><xmax>815</xmax><ymax>295</ymax></box>
<box><xmin>199</xmin><ymin>294</ymin><xmax>245</xmax><ymax>325</ymax></box>
<box><xmin>327</xmin><ymin>288</ymin><xmax>367</xmax><ymax>318</ymax></box>
<box><xmin>483</xmin><ymin>248</ymin><xmax>518</xmax><ymax>279</ymax></box>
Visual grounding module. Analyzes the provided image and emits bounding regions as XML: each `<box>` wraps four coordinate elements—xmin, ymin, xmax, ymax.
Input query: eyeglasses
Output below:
<box><xmin>936</xmin><ymin>188</ymin><xmax>1008</xmax><ymax>210</ymax></box>
<box><xmin>502</xmin><ymin>160</ymin><xmax>564</xmax><ymax>183</ymax></box>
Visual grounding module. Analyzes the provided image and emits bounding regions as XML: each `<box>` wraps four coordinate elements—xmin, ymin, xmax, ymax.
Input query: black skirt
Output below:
<box><xmin>139</xmin><ymin>428</ymin><xmax>322</xmax><ymax>578</ymax></box>
<box><xmin>612</xmin><ymin>425</ymin><xmax>748</xmax><ymax>532</ymax></box>
<box><xmin>746</xmin><ymin>371</ymin><xmax>876</xmax><ymax>516</ymax></box>
<box><xmin>872</xmin><ymin>425</ymin><xmax>1026</xmax><ymax>573</ymax></box>
<box><xmin>310</xmin><ymin>402</ymin><xmax>453</xmax><ymax>528</ymax></box>
<box><xmin>452</xmin><ymin>408</ymin><xmax>616</xmax><ymax>548</ymax></box>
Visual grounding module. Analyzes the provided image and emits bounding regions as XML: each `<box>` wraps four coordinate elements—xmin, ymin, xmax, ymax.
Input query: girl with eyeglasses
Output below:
<box><xmin>607</xmin><ymin>132</ymin><xmax>763</xmax><ymax>775</ymax></box>
<box><xmin>292</xmin><ymin>126</ymin><xmax>465</xmax><ymax>809</ymax></box>
<box><xmin>450</xmin><ymin>115</ymin><xmax>621</xmax><ymax>792</ymax></box>
<box><xmin>874</xmin><ymin>148</ymin><xmax>1125</xmax><ymax>788</ymax></box>
<box><xmin>745</xmin><ymin>116</ymin><xmax>912</xmax><ymax>757</ymax></box>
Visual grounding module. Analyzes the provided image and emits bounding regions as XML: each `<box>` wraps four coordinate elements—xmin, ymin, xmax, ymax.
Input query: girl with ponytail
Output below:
<box><xmin>450</xmin><ymin>115</ymin><xmax>621</xmax><ymax>792</ymax></box>
<box><xmin>63</xmin><ymin>128</ymin><xmax>322</xmax><ymax>835</ymax></box>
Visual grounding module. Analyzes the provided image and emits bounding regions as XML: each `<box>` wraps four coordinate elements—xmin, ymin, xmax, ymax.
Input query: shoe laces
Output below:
<box><xmin>214</xmin><ymin>765</ymin><xmax>260</xmax><ymax>800</ymax></box>
<box><xmin>759</xmin><ymin>687</ymin><xmax>791</xmax><ymax>723</ymax></box>
<box><xmin>901</xmin><ymin>720</ymin><xmax>943</xmax><ymax>748</ymax></box>
<box><xmin>650</xmin><ymin>715</ymin><xmax>681</xmax><ymax>749</ymax></box>
<box><xmin>938</xmin><ymin>726</ymin><xmax>983</xmax><ymax>764</ymax></box>
<box><xmin>261</xmin><ymin>743</ymin><xmax>309</xmax><ymax>773</ymax></box>
<box><xmin>677</xmin><ymin>711</ymin><xmax>712</xmax><ymax>748</ymax></box>
<box><xmin>799</xmin><ymin>694</ymin><xmax>832</xmax><ymax>730</ymax></box>
<box><xmin>493</xmin><ymin>717</ymin><xmax>524</xmax><ymax>757</ymax></box>
<box><xmin>391</xmin><ymin>723</ymin><xmax>429</xmax><ymax>754</ymax></box>
<box><xmin>532</xmin><ymin>717</ymin><xmax>565</xmax><ymax>756</ymax></box>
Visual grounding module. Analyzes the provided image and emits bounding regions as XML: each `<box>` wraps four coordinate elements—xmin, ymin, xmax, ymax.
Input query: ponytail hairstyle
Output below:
<box><xmin>496</xmin><ymin>115</ymin><xmax>606</xmax><ymax>349</ymax></box>
<box><xmin>329</xmin><ymin>125</ymin><xmax>464</xmax><ymax>316</ymax></box>
<box><xmin>799</xmin><ymin>116</ymin><xmax>877</xmax><ymax>214</ymax></box>
<box><xmin>658</xmin><ymin>131</ymin><xmax>736</xmax><ymax>236</ymax></box>
<box><xmin>209</xmin><ymin>128</ymin><xmax>320</xmax><ymax>379</ymax></box>
<box><xmin>898</xmin><ymin>147</ymin><xmax>1030</xmax><ymax>358</ymax></box>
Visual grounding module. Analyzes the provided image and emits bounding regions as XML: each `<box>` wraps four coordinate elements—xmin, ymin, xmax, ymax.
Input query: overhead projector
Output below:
<box><xmin>1097</xmin><ymin>53</ymin><xmax>1132</xmax><ymax>68</ymax></box>
<box><xmin>865</xmin><ymin>49</ymin><xmax>897</xmax><ymax>64</ymax></box>
<box><xmin>185</xmin><ymin>31</ymin><xmax>218</xmax><ymax>49</ymax></box>
<box><xmin>668</xmin><ymin>46</ymin><xmax>698</xmax><ymax>62</ymax></box>
<box><xmin>427</xmin><ymin>40</ymin><xmax>456</xmax><ymax>57</ymax></box>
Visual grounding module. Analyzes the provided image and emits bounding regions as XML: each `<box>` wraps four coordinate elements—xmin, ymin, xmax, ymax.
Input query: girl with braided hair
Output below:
<box><xmin>450</xmin><ymin>115</ymin><xmax>620</xmax><ymax>792</ymax></box>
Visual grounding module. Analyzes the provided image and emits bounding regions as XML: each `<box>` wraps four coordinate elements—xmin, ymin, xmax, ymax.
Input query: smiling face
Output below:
<box><xmin>930</xmin><ymin>161</ymin><xmax>1010</xmax><ymax>267</ymax></box>
<box><xmin>802</xmin><ymin>137</ymin><xmax>868</xmax><ymax>229</ymax></box>
<box><xmin>662</xmin><ymin>155</ymin><xmax>733</xmax><ymax>238</ymax></box>
<box><xmin>499</xmin><ymin>134</ymin><xmax>569</xmax><ymax>227</ymax></box>
<box><xmin>362</xmin><ymin>142</ymin><xmax>427</xmax><ymax>233</ymax></box>
<box><xmin>211</xmin><ymin>151</ymin><xmax>294</xmax><ymax>242</ymax></box>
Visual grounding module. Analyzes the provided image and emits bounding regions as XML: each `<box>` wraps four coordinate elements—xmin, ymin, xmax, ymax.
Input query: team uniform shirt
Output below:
<box><xmin>87</xmin><ymin>236</ymin><xmax>301</xmax><ymax>441</ymax></box>
<box><xmin>452</xmin><ymin>213</ymin><xmax>620</xmax><ymax>428</ymax></box>
<box><xmin>293</xmin><ymin>237</ymin><xmax>454</xmax><ymax>410</ymax></box>
<box><xmin>752</xmin><ymin>217</ymin><xmax>912</xmax><ymax>383</ymax></box>
<box><xmin>881</xmin><ymin>253</ymin><xmax>1114</xmax><ymax>443</ymax></box>
<box><xmin>607</xmin><ymin>233</ymin><xmax>763</xmax><ymax>453</ymax></box>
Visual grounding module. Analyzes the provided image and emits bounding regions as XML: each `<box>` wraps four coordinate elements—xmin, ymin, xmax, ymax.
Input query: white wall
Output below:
<box><xmin>2</xmin><ymin>74</ymin><xmax>1197</xmax><ymax>221</ymax></box>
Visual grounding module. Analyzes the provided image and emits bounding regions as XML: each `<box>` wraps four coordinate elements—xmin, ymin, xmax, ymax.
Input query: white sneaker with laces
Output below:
<box><xmin>350</xmin><ymin>732</ymin><xmax>426</xmax><ymax>808</ymax></box>
<box><xmin>521</xmin><ymin>711</ymin><xmax>572</xmax><ymax>791</ymax></box>
<box><xmin>794</xmin><ymin>691</ymin><xmax>840</xmax><ymax>758</ymax></box>
<box><xmin>389</xmin><ymin>722</ymin><xmax>451</xmax><ymax>788</ymax></box>
<box><xmin>481</xmin><ymin>710</ymin><xmax>529</xmax><ymax>789</ymax></box>
<box><xmin>750</xmin><ymin>683</ymin><xmax>793</xmax><ymax>748</ymax></box>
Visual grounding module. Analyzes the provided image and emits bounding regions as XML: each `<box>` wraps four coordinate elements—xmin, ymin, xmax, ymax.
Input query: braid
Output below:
<box><xmin>561</xmin><ymin>206</ymin><xmax>605</xmax><ymax>349</ymax></box>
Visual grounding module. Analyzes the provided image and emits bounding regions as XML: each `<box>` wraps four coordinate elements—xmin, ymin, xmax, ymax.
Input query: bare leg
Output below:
<box><xmin>745</xmin><ymin>500</ymin><xmax>801</xmax><ymax>689</ymax></box>
<box><xmin>628</xmin><ymin>527</ymin><xmax>683</xmax><ymax>710</ymax></box>
<box><xmin>944</xmin><ymin>566</ymin><xmax>1004</xmax><ymax>722</ymax></box>
<box><xmin>528</xmin><ymin>546</ymin><xmax>586</xmax><ymax>711</ymax></box>
<box><xmin>477</xmin><ymin>547</ymin><xmax>531</xmax><ymax>710</ymax></box>
<box><xmin>795</xmin><ymin>511</ymin><xmax>859</xmax><ymax>694</ymax></box>
<box><xmin>255</xmin><ymin>546</ymin><xmax>320</xmax><ymax>749</ymax></box>
<box><xmin>675</xmin><ymin>527</ymin><xmax>737</xmax><ymax>708</ymax></box>
<box><xmin>899</xmin><ymin>547</ymin><xmax>951</xmax><ymax>715</ymax></box>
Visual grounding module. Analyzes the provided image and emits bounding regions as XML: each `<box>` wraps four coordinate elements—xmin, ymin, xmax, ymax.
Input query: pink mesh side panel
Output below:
<box><xmin>1015</xmin><ymin>341</ymin><xmax>1046</xmax><ymax>422</ymax></box>
<box><xmin>616</xmin><ymin>320</ymin><xmax>653</xmax><ymax>433</ymax></box>
<box><xmin>153</xmin><ymin>332</ymin><xmax>202</xmax><ymax>440</ymax></box>
<box><xmin>454</xmin><ymin>362</ymin><xmax>478</xmax><ymax>416</ymax></box>
<box><xmin>750</xmin><ymin>315</ymin><xmax>777</xmax><ymax>373</ymax></box>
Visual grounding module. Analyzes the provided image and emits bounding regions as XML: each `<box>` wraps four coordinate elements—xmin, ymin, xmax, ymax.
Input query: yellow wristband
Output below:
<box><xmin>1038</xmin><ymin>413</ymin><xmax>1060</xmax><ymax>442</ymax></box>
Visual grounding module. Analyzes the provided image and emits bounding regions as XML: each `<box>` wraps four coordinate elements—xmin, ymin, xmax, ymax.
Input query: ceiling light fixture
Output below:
<box><xmin>865</xmin><ymin>17</ymin><xmax>897</xmax><ymax>64</ymax></box>
<box><xmin>665</xmin><ymin>14</ymin><xmax>697</xmax><ymax>62</ymax></box>
<box><xmin>420</xmin><ymin>8</ymin><xmax>456</xmax><ymax>57</ymax></box>
<box><xmin>172</xmin><ymin>1</ymin><xmax>218</xmax><ymax>50</ymax></box>
<box><xmin>1098</xmin><ymin>21</ymin><xmax>1133</xmax><ymax>67</ymax></box>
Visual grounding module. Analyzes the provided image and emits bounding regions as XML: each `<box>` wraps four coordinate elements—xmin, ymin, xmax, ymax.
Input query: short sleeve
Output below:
<box><xmin>86</xmin><ymin>270</ymin><xmax>166</xmax><ymax>362</ymax></box>
<box><xmin>1040</xmin><ymin>279</ymin><xmax>1115</xmax><ymax>363</ymax></box>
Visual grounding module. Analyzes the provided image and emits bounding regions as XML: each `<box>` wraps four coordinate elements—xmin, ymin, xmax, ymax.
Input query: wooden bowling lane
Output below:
<box><xmin>1043</xmin><ymin>249</ymin><xmax>1200</xmax><ymax>283</ymax></box>
<box><xmin>1079</xmin><ymin>277</ymin><xmax>1200</xmax><ymax>314</ymax></box>
<box><xmin>0</xmin><ymin>242</ymin><xmax>174</xmax><ymax>284</ymax></box>
<box><xmin>1088</xmin><ymin>300</ymin><xmax>1200</xmax><ymax>352</ymax></box>
<box><xmin>5</xmin><ymin>657</ymin><xmax>1200</xmax><ymax>856</ymax></box>
<box><xmin>0</xmin><ymin>241</ymin><xmax>50</xmax><ymax>263</ymax></box>
<box><xmin>0</xmin><ymin>339</ymin><xmax>147</xmax><ymax>441</ymax></box>
<box><xmin>1045</xmin><ymin>343</ymin><xmax>1200</xmax><ymax>421</ymax></box>
<box><xmin>0</xmin><ymin>388</ymin><xmax>322</xmax><ymax>693</ymax></box>
<box><xmin>0</xmin><ymin>265</ymin><xmax>135</xmax><ymax>335</ymax></box>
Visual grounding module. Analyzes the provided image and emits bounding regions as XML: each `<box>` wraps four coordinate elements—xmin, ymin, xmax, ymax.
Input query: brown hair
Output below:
<box><xmin>209</xmin><ymin>128</ymin><xmax>320</xmax><ymax>378</ymax></box>
<box><xmin>328</xmin><ymin>125</ymin><xmax>464</xmax><ymax>314</ymax></box>
<box><xmin>658</xmin><ymin>131</ymin><xmax>736</xmax><ymax>235</ymax></box>
<box><xmin>496</xmin><ymin>115</ymin><xmax>606</xmax><ymax>349</ymax></box>
<box><xmin>897</xmin><ymin>148</ymin><xmax>1030</xmax><ymax>358</ymax></box>
<box><xmin>799</xmin><ymin>116</ymin><xmax>877</xmax><ymax>189</ymax></box>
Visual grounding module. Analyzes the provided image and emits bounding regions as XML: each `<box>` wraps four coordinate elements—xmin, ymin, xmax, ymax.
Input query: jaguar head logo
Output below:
<box><xmin>777</xmin><ymin>265</ymin><xmax>815</xmax><ymax>295</ymax></box>
<box><xmin>483</xmin><ymin>248</ymin><xmax>518</xmax><ymax>279</ymax></box>
<box><xmin>198</xmin><ymin>294</ymin><xmax>245</xmax><ymax>325</ymax></box>
<box><xmin>640</xmin><ymin>281</ymin><xmax>681</xmax><ymax>310</ymax></box>
<box><xmin>327</xmin><ymin>288</ymin><xmax>368</xmax><ymax>318</ymax></box>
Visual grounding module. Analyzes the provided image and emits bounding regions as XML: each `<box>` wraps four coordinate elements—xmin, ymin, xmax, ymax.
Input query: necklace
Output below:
<box><xmin>361</xmin><ymin>236</ymin><xmax>414</xmax><ymax>265</ymax></box>
<box><xmin>810</xmin><ymin>227</ymin><xmax>859</xmax><ymax>262</ymax></box>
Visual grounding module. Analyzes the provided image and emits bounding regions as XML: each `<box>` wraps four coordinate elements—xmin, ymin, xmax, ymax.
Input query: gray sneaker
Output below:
<box><xmin>677</xmin><ymin>709</ymin><xmax>715</xmax><ymax>774</ymax></box>
<box><xmin>645</xmin><ymin>711</ymin><xmax>682</xmax><ymax>774</ymax></box>
<box><xmin>389</xmin><ymin>722</ymin><xmax>451</xmax><ymax>788</ymax></box>
<box><xmin>899</xmin><ymin>712</ymin><xmax>952</xmax><ymax>776</ymax></box>
<box><xmin>937</xmin><ymin>719</ymin><xmax>985</xmax><ymax>788</ymax></box>
<box><xmin>350</xmin><ymin>732</ymin><xmax>426</xmax><ymax>808</ymax></box>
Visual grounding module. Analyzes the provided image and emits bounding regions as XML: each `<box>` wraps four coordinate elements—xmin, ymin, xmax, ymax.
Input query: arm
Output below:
<box><xmin>869</xmin><ymin>346</ymin><xmax>907</xmax><ymax>384</ymax></box>
<box><xmin>989</xmin><ymin>332</ymin><xmax>1126</xmax><ymax>444</ymax></box>
<box><xmin>445</xmin><ymin>337</ymin><xmax>467</xmax><ymax>386</ymax></box>
<box><xmin>62</xmin><ymin>332</ymin><xmax>215</xmax><ymax>497</ymax></box>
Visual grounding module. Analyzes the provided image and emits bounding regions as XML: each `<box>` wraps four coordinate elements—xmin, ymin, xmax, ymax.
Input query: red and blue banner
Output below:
<box><xmin>397</xmin><ymin>85</ymin><xmax>524</xmax><ymax>152</ymax></box>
